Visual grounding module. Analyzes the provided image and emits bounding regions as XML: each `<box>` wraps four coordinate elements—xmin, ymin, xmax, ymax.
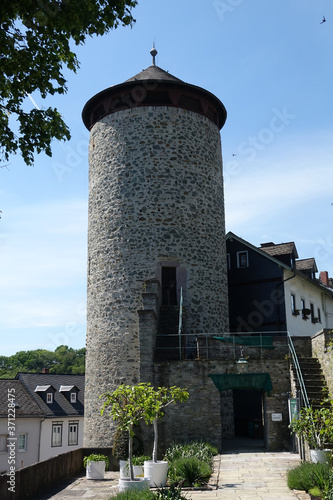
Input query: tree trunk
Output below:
<box><xmin>153</xmin><ymin>419</ymin><xmax>158</xmax><ymax>462</ymax></box>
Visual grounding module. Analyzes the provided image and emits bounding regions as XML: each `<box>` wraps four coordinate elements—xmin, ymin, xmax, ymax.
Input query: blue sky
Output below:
<box><xmin>1</xmin><ymin>0</ymin><xmax>333</xmax><ymax>356</ymax></box>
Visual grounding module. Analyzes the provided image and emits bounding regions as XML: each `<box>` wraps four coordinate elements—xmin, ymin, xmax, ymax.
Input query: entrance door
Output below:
<box><xmin>162</xmin><ymin>267</ymin><xmax>177</xmax><ymax>305</ymax></box>
<box><xmin>233</xmin><ymin>389</ymin><xmax>264</xmax><ymax>439</ymax></box>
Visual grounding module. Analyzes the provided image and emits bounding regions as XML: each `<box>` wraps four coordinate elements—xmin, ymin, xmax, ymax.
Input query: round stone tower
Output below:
<box><xmin>82</xmin><ymin>49</ymin><xmax>229</xmax><ymax>447</ymax></box>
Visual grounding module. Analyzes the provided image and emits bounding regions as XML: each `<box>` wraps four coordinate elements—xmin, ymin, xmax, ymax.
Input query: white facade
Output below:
<box><xmin>39</xmin><ymin>416</ymin><xmax>84</xmax><ymax>462</ymax></box>
<box><xmin>284</xmin><ymin>269</ymin><xmax>333</xmax><ymax>336</ymax></box>
<box><xmin>0</xmin><ymin>417</ymin><xmax>42</xmax><ymax>474</ymax></box>
<box><xmin>0</xmin><ymin>415</ymin><xmax>84</xmax><ymax>473</ymax></box>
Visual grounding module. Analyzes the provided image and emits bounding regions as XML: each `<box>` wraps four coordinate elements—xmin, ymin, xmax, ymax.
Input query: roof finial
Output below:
<box><xmin>150</xmin><ymin>42</ymin><xmax>157</xmax><ymax>66</ymax></box>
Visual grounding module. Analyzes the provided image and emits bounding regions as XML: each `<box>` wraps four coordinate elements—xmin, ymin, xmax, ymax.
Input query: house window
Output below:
<box><xmin>0</xmin><ymin>434</ymin><xmax>8</xmax><ymax>452</ymax></box>
<box><xmin>68</xmin><ymin>422</ymin><xmax>79</xmax><ymax>446</ymax></box>
<box><xmin>301</xmin><ymin>298</ymin><xmax>308</xmax><ymax>319</ymax></box>
<box><xmin>47</xmin><ymin>392</ymin><xmax>53</xmax><ymax>404</ymax></box>
<box><xmin>237</xmin><ymin>251</ymin><xmax>249</xmax><ymax>268</ymax></box>
<box><xmin>291</xmin><ymin>294</ymin><xmax>296</xmax><ymax>314</ymax></box>
<box><xmin>70</xmin><ymin>392</ymin><xmax>77</xmax><ymax>403</ymax></box>
<box><xmin>18</xmin><ymin>434</ymin><xmax>27</xmax><ymax>452</ymax></box>
<box><xmin>318</xmin><ymin>308</ymin><xmax>321</xmax><ymax>323</ymax></box>
<box><xmin>310</xmin><ymin>303</ymin><xmax>315</xmax><ymax>323</ymax></box>
<box><xmin>227</xmin><ymin>253</ymin><xmax>231</xmax><ymax>270</ymax></box>
<box><xmin>52</xmin><ymin>423</ymin><xmax>63</xmax><ymax>447</ymax></box>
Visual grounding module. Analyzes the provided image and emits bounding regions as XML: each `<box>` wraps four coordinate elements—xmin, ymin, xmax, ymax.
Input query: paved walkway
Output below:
<box><xmin>35</xmin><ymin>448</ymin><xmax>311</xmax><ymax>500</ymax></box>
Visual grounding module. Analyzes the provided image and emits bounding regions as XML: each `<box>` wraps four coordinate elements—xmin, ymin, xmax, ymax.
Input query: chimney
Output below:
<box><xmin>320</xmin><ymin>271</ymin><xmax>329</xmax><ymax>286</ymax></box>
<box><xmin>41</xmin><ymin>368</ymin><xmax>50</xmax><ymax>374</ymax></box>
<box><xmin>260</xmin><ymin>242</ymin><xmax>275</xmax><ymax>248</ymax></box>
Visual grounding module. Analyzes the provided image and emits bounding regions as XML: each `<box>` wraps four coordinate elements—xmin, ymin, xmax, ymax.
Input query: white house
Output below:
<box><xmin>0</xmin><ymin>373</ymin><xmax>84</xmax><ymax>473</ymax></box>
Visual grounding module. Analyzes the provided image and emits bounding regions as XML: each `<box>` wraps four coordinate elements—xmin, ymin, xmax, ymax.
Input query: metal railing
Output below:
<box><xmin>155</xmin><ymin>331</ymin><xmax>290</xmax><ymax>360</ymax></box>
<box><xmin>287</xmin><ymin>331</ymin><xmax>310</xmax><ymax>408</ymax></box>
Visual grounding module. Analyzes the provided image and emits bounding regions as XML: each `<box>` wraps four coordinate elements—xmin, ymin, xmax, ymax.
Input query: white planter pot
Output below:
<box><xmin>119</xmin><ymin>477</ymin><xmax>150</xmax><ymax>492</ymax></box>
<box><xmin>133</xmin><ymin>465</ymin><xmax>144</xmax><ymax>477</ymax></box>
<box><xmin>310</xmin><ymin>449</ymin><xmax>332</xmax><ymax>464</ymax></box>
<box><xmin>119</xmin><ymin>460</ymin><xmax>129</xmax><ymax>479</ymax></box>
<box><xmin>86</xmin><ymin>460</ymin><xmax>105</xmax><ymax>480</ymax></box>
<box><xmin>119</xmin><ymin>461</ymin><xmax>144</xmax><ymax>478</ymax></box>
<box><xmin>144</xmin><ymin>460</ymin><xmax>168</xmax><ymax>487</ymax></box>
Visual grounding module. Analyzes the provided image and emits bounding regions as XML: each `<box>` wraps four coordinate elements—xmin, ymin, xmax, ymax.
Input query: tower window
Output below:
<box><xmin>162</xmin><ymin>267</ymin><xmax>177</xmax><ymax>305</ymax></box>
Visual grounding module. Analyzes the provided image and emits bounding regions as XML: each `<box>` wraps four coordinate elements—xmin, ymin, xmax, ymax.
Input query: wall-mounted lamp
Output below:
<box><xmin>236</xmin><ymin>348</ymin><xmax>248</xmax><ymax>374</ymax></box>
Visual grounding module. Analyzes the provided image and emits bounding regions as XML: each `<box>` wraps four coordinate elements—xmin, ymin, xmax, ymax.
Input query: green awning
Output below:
<box><xmin>213</xmin><ymin>335</ymin><xmax>274</xmax><ymax>349</ymax></box>
<box><xmin>209</xmin><ymin>373</ymin><xmax>273</xmax><ymax>395</ymax></box>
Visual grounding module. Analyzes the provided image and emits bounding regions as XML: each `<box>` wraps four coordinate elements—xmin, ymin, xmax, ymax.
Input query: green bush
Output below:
<box><xmin>109</xmin><ymin>485</ymin><xmax>186</xmax><ymax>500</ymax></box>
<box><xmin>164</xmin><ymin>441</ymin><xmax>217</xmax><ymax>466</ymax></box>
<box><xmin>109</xmin><ymin>490</ymin><xmax>155</xmax><ymax>500</ymax></box>
<box><xmin>287</xmin><ymin>462</ymin><xmax>331</xmax><ymax>493</ymax></box>
<box><xmin>154</xmin><ymin>485</ymin><xmax>187</xmax><ymax>500</ymax></box>
<box><xmin>168</xmin><ymin>456</ymin><xmax>212</xmax><ymax>487</ymax></box>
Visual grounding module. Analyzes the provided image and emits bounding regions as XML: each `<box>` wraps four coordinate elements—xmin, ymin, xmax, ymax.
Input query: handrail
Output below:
<box><xmin>178</xmin><ymin>287</ymin><xmax>183</xmax><ymax>360</ymax></box>
<box><xmin>287</xmin><ymin>331</ymin><xmax>310</xmax><ymax>408</ymax></box>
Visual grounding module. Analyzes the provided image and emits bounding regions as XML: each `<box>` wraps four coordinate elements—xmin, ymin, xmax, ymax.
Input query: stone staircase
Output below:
<box><xmin>294</xmin><ymin>357</ymin><xmax>329</xmax><ymax>408</ymax></box>
<box><xmin>154</xmin><ymin>306</ymin><xmax>181</xmax><ymax>360</ymax></box>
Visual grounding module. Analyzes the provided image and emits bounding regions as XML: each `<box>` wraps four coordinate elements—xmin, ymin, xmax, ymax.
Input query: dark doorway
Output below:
<box><xmin>162</xmin><ymin>267</ymin><xmax>177</xmax><ymax>305</ymax></box>
<box><xmin>233</xmin><ymin>389</ymin><xmax>264</xmax><ymax>439</ymax></box>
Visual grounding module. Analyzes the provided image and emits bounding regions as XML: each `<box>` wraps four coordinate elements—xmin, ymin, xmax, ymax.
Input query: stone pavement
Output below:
<box><xmin>35</xmin><ymin>447</ymin><xmax>311</xmax><ymax>500</ymax></box>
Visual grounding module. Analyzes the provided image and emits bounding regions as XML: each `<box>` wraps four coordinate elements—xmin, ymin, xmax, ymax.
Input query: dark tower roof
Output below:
<box><xmin>82</xmin><ymin>49</ymin><xmax>227</xmax><ymax>130</ymax></box>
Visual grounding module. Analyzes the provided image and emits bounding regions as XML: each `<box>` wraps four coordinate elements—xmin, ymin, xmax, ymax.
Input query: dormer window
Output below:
<box><xmin>59</xmin><ymin>385</ymin><xmax>79</xmax><ymax>404</ymax></box>
<box><xmin>35</xmin><ymin>385</ymin><xmax>56</xmax><ymax>404</ymax></box>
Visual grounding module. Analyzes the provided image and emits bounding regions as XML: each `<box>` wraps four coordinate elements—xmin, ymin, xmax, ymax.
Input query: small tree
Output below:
<box><xmin>100</xmin><ymin>383</ymin><xmax>149</xmax><ymax>481</ymax></box>
<box><xmin>143</xmin><ymin>385</ymin><xmax>189</xmax><ymax>463</ymax></box>
<box><xmin>289</xmin><ymin>403</ymin><xmax>333</xmax><ymax>450</ymax></box>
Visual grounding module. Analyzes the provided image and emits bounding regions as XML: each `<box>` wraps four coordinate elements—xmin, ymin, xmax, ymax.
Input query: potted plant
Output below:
<box><xmin>143</xmin><ymin>385</ymin><xmax>189</xmax><ymax>487</ymax></box>
<box><xmin>83</xmin><ymin>453</ymin><xmax>109</xmax><ymax>480</ymax></box>
<box><xmin>289</xmin><ymin>403</ymin><xmax>333</xmax><ymax>464</ymax></box>
<box><xmin>100</xmin><ymin>384</ymin><xmax>150</xmax><ymax>491</ymax></box>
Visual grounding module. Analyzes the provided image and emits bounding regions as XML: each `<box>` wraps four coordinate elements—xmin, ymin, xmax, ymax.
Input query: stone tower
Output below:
<box><xmin>82</xmin><ymin>49</ymin><xmax>229</xmax><ymax>447</ymax></box>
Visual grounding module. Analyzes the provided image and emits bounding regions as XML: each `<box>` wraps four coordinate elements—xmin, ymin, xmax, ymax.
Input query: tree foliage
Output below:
<box><xmin>0</xmin><ymin>344</ymin><xmax>85</xmax><ymax>377</ymax></box>
<box><xmin>0</xmin><ymin>0</ymin><xmax>137</xmax><ymax>165</ymax></box>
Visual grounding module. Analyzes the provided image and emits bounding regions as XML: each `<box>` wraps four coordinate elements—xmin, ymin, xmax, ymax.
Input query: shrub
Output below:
<box><xmin>164</xmin><ymin>441</ymin><xmax>217</xmax><ymax>466</ymax></box>
<box><xmin>154</xmin><ymin>484</ymin><xmax>187</xmax><ymax>500</ymax></box>
<box><xmin>168</xmin><ymin>457</ymin><xmax>212</xmax><ymax>487</ymax></box>
<box><xmin>109</xmin><ymin>485</ymin><xmax>186</xmax><ymax>500</ymax></box>
<box><xmin>110</xmin><ymin>490</ymin><xmax>155</xmax><ymax>500</ymax></box>
<box><xmin>287</xmin><ymin>462</ymin><xmax>331</xmax><ymax>493</ymax></box>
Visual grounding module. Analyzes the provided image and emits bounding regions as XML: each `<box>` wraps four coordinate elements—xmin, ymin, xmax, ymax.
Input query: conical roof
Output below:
<box><xmin>82</xmin><ymin>53</ymin><xmax>227</xmax><ymax>130</ymax></box>
<box><xmin>124</xmin><ymin>65</ymin><xmax>184</xmax><ymax>83</ymax></box>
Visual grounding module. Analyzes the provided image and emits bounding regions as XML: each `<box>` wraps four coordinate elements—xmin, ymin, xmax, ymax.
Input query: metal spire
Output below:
<box><xmin>150</xmin><ymin>43</ymin><xmax>157</xmax><ymax>66</ymax></box>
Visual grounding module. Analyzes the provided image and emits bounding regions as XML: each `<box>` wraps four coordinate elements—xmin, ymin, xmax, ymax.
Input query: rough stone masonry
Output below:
<box><xmin>84</xmin><ymin>102</ymin><xmax>229</xmax><ymax>446</ymax></box>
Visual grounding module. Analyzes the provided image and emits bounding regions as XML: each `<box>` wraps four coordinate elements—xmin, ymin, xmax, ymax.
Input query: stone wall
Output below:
<box><xmin>85</xmin><ymin>105</ymin><xmax>229</xmax><ymax>446</ymax></box>
<box><xmin>311</xmin><ymin>329</ymin><xmax>333</xmax><ymax>397</ymax></box>
<box><xmin>151</xmin><ymin>356</ymin><xmax>292</xmax><ymax>454</ymax></box>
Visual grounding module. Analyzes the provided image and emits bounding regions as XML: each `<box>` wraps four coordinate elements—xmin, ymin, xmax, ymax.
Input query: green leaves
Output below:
<box><xmin>0</xmin><ymin>0</ymin><xmax>137</xmax><ymax>165</ymax></box>
<box><xmin>289</xmin><ymin>404</ymin><xmax>333</xmax><ymax>449</ymax></box>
